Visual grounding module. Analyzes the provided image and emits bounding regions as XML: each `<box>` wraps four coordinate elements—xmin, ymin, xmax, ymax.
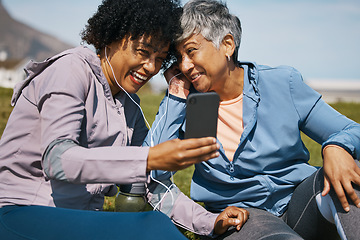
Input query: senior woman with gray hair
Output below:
<box><xmin>146</xmin><ymin>0</ymin><xmax>360</xmax><ymax>239</ymax></box>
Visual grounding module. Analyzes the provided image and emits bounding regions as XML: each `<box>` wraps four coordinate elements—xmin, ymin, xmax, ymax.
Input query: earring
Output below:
<box><xmin>227</xmin><ymin>55</ymin><xmax>230</xmax><ymax>62</ymax></box>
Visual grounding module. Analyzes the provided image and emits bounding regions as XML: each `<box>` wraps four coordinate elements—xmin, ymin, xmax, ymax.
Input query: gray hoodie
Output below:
<box><xmin>0</xmin><ymin>46</ymin><xmax>149</xmax><ymax>210</ymax></box>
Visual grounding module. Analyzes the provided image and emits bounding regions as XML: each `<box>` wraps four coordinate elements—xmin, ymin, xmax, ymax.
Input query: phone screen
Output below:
<box><xmin>185</xmin><ymin>92</ymin><xmax>220</xmax><ymax>139</ymax></box>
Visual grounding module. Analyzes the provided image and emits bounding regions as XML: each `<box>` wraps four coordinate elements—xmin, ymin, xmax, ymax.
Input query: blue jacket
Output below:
<box><xmin>145</xmin><ymin>62</ymin><xmax>360</xmax><ymax>216</ymax></box>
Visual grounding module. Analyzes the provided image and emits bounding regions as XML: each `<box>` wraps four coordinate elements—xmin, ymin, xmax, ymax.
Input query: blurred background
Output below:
<box><xmin>0</xmin><ymin>0</ymin><xmax>359</xmax><ymax>101</ymax></box>
<box><xmin>0</xmin><ymin>2</ymin><xmax>359</xmax><ymax>238</ymax></box>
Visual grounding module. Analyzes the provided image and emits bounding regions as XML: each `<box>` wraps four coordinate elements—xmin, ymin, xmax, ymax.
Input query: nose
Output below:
<box><xmin>143</xmin><ymin>58</ymin><xmax>157</xmax><ymax>75</ymax></box>
<box><xmin>179</xmin><ymin>55</ymin><xmax>194</xmax><ymax>74</ymax></box>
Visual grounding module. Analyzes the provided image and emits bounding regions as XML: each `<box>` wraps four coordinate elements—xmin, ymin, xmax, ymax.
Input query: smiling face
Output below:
<box><xmin>176</xmin><ymin>33</ymin><xmax>229</xmax><ymax>94</ymax></box>
<box><xmin>101</xmin><ymin>35</ymin><xmax>169</xmax><ymax>95</ymax></box>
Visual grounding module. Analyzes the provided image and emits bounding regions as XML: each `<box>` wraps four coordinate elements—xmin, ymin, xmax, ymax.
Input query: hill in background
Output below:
<box><xmin>0</xmin><ymin>0</ymin><xmax>73</xmax><ymax>61</ymax></box>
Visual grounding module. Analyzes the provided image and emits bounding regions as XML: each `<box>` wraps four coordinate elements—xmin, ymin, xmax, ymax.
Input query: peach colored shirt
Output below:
<box><xmin>217</xmin><ymin>94</ymin><xmax>244</xmax><ymax>161</ymax></box>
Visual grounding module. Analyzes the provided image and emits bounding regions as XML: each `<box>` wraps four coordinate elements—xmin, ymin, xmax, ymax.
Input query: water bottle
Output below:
<box><xmin>115</xmin><ymin>183</ymin><xmax>152</xmax><ymax>212</ymax></box>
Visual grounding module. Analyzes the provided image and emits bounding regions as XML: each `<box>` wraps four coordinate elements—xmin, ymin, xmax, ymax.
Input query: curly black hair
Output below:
<box><xmin>81</xmin><ymin>0</ymin><xmax>182</xmax><ymax>69</ymax></box>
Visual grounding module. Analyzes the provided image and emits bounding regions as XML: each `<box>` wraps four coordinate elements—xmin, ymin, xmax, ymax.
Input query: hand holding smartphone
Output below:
<box><xmin>185</xmin><ymin>92</ymin><xmax>220</xmax><ymax>139</ymax></box>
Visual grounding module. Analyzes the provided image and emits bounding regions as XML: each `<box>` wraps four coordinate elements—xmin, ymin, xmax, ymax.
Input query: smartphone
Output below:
<box><xmin>185</xmin><ymin>92</ymin><xmax>220</xmax><ymax>139</ymax></box>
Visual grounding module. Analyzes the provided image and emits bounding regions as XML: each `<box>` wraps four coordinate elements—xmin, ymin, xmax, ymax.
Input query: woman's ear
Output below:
<box><xmin>222</xmin><ymin>34</ymin><xmax>236</xmax><ymax>59</ymax></box>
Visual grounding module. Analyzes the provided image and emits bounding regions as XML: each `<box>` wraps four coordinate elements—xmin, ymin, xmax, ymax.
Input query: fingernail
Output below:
<box><xmin>357</xmin><ymin>203</ymin><xmax>360</xmax><ymax>208</ymax></box>
<box><xmin>234</xmin><ymin>219</ymin><xmax>240</xmax><ymax>224</ymax></box>
<box><xmin>345</xmin><ymin>207</ymin><xmax>350</xmax><ymax>212</ymax></box>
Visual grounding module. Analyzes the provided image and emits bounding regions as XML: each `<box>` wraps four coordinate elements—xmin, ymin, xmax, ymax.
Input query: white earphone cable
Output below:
<box><xmin>105</xmin><ymin>47</ymin><xmax>152</xmax><ymax>131</ymax></box>
<box><xmin>150</xmin><ymin>72</ymin><xmax>183</xmax><ymax>142</ymax></box>
<box><xmin>105</xmin><ymin>47</ymin><xmax>180</xmax><ymax>209</ymax></box>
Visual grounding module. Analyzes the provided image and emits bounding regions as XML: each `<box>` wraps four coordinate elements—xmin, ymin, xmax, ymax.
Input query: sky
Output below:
<box><xmin>2</xmin><ymin>0</ymin><xmax>360</xmax><ymax>86</ymax></box>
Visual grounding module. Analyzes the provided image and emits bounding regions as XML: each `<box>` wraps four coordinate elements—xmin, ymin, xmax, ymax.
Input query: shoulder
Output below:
<box><xmin>257</xmin><ymin>64</ymin><xmax>301</xmax><ymax>79</ymax></box>
<box><xmin>47</xmin><ymin>47</ymin><xmax>103</xmax><ymax>87</ymax></box>
<box><xmin>52</xmin><ymin>46</ymin><xmax>99</xmax><ymax>71</ymax></box>
<box><xmin>36</xmin><ymin>47</ymin><xmax>100</xmax><ymax>97</ymax></box>
<box><xmin>240</xmin><ymin>62</ymin><xmax>302</xmax><ymax>84</ymax></box>
<box><xmin>254</xmin><ymin>64</ymin><xmax>304</xmax><ymax>90</ymax></box>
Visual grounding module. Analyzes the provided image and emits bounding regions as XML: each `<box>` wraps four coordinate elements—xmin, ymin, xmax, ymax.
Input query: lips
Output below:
<box><xmin>189</xmin><ymin>73</ymin><xmax>202</xmax><ymax>83</ymax></box>
<box><xmin>130</xmin><ymin>71</ymin><xmax>150</xmax><ymax>85</ymax></box>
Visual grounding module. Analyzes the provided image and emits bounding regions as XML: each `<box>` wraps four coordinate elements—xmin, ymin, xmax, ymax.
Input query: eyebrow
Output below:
<box><xmin>182</xmin><ymin>40</ymin><xmax>199</xmax><ymax>49</ymax></box>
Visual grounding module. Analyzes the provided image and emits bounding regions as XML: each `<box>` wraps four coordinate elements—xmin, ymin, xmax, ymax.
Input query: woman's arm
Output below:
<box><xmin>290</xmin><ymin>68</ymin><xmax>360</xmax><ymax>211</ymax></box>
<box><xmin>146</xmin><ymin>178</ymin><xmax>248</xmax><ymax>236</ymax></box>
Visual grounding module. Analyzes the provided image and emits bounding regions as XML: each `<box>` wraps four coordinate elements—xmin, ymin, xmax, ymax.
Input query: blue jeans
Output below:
<box><xmin>0</xmin><ymin>205</ymin><xmax>187</xmax><ymax>240</ymax></box>
<box><xmin>205</xmin><ymin>162</ymin><xmax>360</xmax><ymax>240</ymax></box>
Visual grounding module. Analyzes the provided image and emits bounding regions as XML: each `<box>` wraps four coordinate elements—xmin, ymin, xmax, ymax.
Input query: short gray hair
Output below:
<box><xmin>177</xmin><ymin>0</ymin><xmax>242</xmax><ymax>61</ymax></box>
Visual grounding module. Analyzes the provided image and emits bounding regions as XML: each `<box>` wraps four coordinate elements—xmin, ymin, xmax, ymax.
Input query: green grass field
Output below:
<box><xmin>1</xmin><ymin>86</ymin><xmax>360</xmax><ymax>239</ymax></box>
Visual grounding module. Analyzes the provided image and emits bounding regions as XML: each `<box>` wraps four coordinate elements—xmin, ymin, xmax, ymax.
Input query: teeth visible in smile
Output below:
<box><xmin>191</xmin><ymin>73</ymin><xmax>201</xmax><ymax>80</ymax></box>
<box><xmin>132</xmin><ymin>71</ymin><xmax>148</xmax><ymax>83</ymax></box>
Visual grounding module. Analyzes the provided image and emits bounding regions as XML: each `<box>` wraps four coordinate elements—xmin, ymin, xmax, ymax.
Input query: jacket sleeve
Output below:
<box><xmin>146</xmin><ymin>177</ymin><xmax>218</xmax><ymax>237</ymax></box>
<box><xmin>43</xmin><ymin>139</ymin><xmax>148</xmax><ymax>184</ymax></box>
<box><xmin>290</xmin><ymin>68</ymin><xmax>360</xmax><ymax>160</ymax></box>
<box><xmin>35</xmin><ymin>55</ymin><xmax>148</xmax><ymax>184</ymax></box>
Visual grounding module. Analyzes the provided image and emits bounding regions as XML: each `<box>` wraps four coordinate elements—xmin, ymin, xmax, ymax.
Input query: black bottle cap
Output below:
<box><xmin>119</xmin><ymin>183</ymin><xmax>146</xmax><ymax>195</ymax></box>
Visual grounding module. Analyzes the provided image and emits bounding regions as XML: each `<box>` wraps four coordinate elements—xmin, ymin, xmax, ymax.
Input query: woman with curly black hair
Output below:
<box><xmin>82</xmin><ymin>0</ymin><xmax>180</xmax><ymax>68</ymax></box>
<box><xmin>0</xmin><ymin>0</ymin><xmax>220</xmax><ymax>239</ymax></box>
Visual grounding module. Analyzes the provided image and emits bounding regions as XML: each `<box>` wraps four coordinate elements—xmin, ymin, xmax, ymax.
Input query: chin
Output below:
<box><xmin>127</xmin><ymin>88</ymin><xmax>140</xmax><ymax>94</ymax></box>
<box><xmin>122</xmin><ymin>81</ymin><xmax>143</xmax><ymax>94</ymax></box>
<box><xmin>193</xmin><ymin>85</ymin><xmax>208</xmax><ymax>93</ymax></box>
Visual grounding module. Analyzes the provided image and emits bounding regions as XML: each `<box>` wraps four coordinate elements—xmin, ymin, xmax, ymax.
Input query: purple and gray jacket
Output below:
<box><xmin>0</xmin><ymin>46</ymin><xmax>218</xmax><ymax>236</ymax></box>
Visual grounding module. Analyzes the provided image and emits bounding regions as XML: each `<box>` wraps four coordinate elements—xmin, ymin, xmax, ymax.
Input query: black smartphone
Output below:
<box><xmin>185</xmin><ymin>92</ymin><xmax>220</xmax><ymax>139</ymax></box>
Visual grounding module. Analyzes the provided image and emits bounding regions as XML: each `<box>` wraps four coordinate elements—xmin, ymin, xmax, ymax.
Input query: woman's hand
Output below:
<box><xmin>322</xmin><ymin>145</ymin><xmax>360</xmax><ymax>212</ymax></box>
<box><xmin>146</xmin><ymin>137</ymin><xmax>219</xmax><ymax>172</ymax></box>
<box><xmin>164</xmin><ymin>64</ymin><xmax>191</xmax><ymax>99</ymax></box>
<box><xmin>213</xmin><ymin>206</ymin><xmax>249</xmax><ymax>235</ymax></box>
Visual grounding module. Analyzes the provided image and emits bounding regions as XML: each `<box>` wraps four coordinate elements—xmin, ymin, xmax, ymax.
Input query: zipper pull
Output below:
<box><xmin>229</xmin><ymin>162</ymin><xmax>235</xmax><ymax>173</ymax></box>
